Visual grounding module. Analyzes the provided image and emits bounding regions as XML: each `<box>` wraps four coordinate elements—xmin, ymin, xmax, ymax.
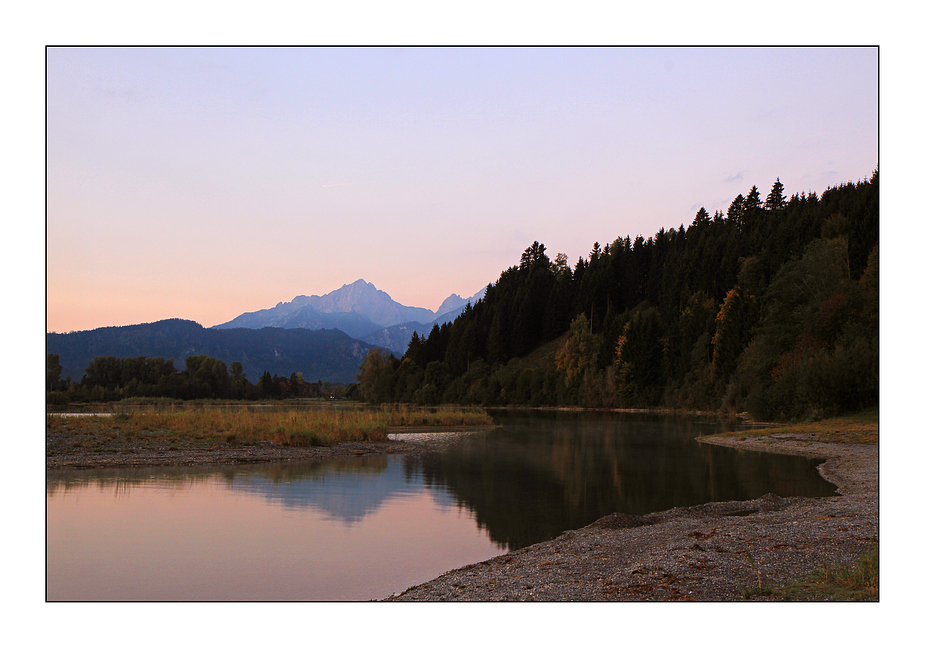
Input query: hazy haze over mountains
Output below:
<box><xmin>46</xmin><ymin>319</ymin><xmax>375</xmax><ymax>384</ymax></box>
<box><xmin>47</xmin><ymin>280</ymin><xmax>488</xmax><ymax>385</ymax></box>
<box><xmin>215</xmin><ymin>279</ymin><xmax>488</xmax><ymax>354</ymax></box>
<box><xmin>434</xmin><ymin>292</ymin><xmax>475</xmax><ymax>319</ymax></box>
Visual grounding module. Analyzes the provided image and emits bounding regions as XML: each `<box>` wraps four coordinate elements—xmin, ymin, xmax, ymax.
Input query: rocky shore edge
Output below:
<box><xmin>386</xmin><ymin>433</ymin><xmax>878</xmax><ymax>601</ymax></box>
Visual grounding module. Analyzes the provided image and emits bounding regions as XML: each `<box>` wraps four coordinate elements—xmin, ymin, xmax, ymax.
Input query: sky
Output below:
<box><xmin>45</xmin><ymin>46</ymin><xmax>879</xmax><ymax>333</ymax></box>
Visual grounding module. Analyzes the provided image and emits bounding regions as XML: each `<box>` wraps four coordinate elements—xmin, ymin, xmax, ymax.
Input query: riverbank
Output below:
<box><xmin>45</xmin><ymin>410</ymin><xmax>878</xmax><ymax>600</ymax></box>
<box><xmin>45</xmin><ymin>405</ymin><xmax>494</xmax><ymax>470</ymax></box>
<box><xmin>45</xmin><ymin>425</ymin><xmax>486</xmax><ymax>470</ymax></box>
<box><xmin>387</xmin><ymin>429</ymin><xmax>878</xmax><ymax>601</ymax></box>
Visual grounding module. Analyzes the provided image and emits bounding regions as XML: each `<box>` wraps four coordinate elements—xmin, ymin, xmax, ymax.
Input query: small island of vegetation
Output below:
<box><xmin>46</xmin><ymin>401</ymin><xmax>494</xmax><ymax>464</ymax></box>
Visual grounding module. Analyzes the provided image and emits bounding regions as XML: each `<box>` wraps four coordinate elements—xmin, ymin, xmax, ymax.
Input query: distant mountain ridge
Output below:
<box><xmin>362</xmin><ymin>285</ymin><xmax>488</xmax><ymax>354</ymax></box>
<box><xmin>214</xmin><ymin>279</ymin><xmax>434</xmax><ymax>337</ymax></box>
<box><xmin>46</xmin><ymin>318</ymin><xmax>375</xmax><ymax>384</ymax></box>
<box><xmin>47</xmin><ymin>281</ymin><xmax>489</xmax><ymax>383</ymax></box>
<box><xmin>215</xmin><ymin>279</ymin><xmax>487</xmax><ymax>354</ymax></box>
<box><xmin>434</xmin><ymin>293</ymin><xmax>472</xmax><ymax>319</ymax></box>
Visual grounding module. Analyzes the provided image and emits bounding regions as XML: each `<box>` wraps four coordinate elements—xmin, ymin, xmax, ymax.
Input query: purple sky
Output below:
<box><xmin>46</xmin><ymin>46</ymin><xmax>878</xmax><ymax>332</ymax></box>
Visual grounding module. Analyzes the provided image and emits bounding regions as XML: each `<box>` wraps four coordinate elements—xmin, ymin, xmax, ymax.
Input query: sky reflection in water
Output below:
<box><xmin>46</xmin><ymin>412</ymin><xmax>836</xmax><ymax>601</ymax></box>
<box><xmin>46</xmin><ymin>456</ymin><xmax>503</xmax><ymax>601</ymax></box>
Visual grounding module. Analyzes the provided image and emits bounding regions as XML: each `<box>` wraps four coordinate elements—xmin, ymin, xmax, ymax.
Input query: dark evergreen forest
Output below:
<box><xmin>357</xmin><ymin>171</ymin><xmax>879</xmax><ymax>421</ymax></box>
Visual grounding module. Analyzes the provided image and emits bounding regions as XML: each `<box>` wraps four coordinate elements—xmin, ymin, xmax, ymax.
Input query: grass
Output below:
<box><xmin>47</xmin><ymin>402</ymin><xmax>495</xmax><ymax>450</ymax></box>
<box><xmin>740</xmin><ymin>544</ymin><xmax>879</xmax><ymax>601</ymax></box>
<box><xmin>377</xmin><ymin>403</ymin><xmax>495</xmax><ymax>427</ymax></box>
<box><xmin>713</xmin><ymin>409</ymin><xmax>878</xmax><ymax>601</ymax></box>
<box><xmin>711</xmin><ymin>409</ymin><xmax>879</xmax><ymax>445</ymax></box>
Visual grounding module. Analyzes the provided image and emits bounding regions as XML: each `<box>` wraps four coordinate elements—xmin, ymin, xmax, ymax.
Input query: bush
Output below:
<box><xmin>745</xmin><ymin>334</ymin><xmax>878</xmax><ymax>421</ymax></box>
<box><xmin>46</xmin><ymin>391</ymin><xmax>70</xmax><ymax>411</ymax></box>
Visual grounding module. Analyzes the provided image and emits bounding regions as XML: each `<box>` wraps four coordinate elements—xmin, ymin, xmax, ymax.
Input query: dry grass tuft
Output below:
<box><xmin>712</xmin><ymin>409</ymin><xmax>878</xmax><ymax>445</ymax></box>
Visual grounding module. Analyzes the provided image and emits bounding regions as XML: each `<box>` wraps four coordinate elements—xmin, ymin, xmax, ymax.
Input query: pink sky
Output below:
<box><xmin>46</xmin><ymin>46</ymin><xmax>878</xmax><ymax>333</ymax></box>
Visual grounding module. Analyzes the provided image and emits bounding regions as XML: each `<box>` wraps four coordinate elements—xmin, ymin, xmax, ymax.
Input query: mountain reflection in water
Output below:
<box><xmin>46</xmin><ymin>455</ymin><xmax>500</xmax><ymax>601</ymax></box>
<box><xmin>46</xmin><ymin>411</ymin><xmax>836</xmax><ymax>600</ymax></box>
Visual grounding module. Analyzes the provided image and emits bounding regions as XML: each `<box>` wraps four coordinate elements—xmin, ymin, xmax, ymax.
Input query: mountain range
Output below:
<box><xmin>214</xmin><ymin>279</ymin><xmax>486</xmax><ymax>354</ymax></box>
<box><xmin>46</xmin><ymin>319</ymin><xmax>376</xmax><ymax>385</ymax></box>
<box><xmin>47</xmin><ymin>280</ymin><xmax>487</xmax><ymax>384</ymax></box>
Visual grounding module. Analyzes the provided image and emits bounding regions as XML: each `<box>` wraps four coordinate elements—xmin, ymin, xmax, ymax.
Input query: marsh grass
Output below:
<box><xmin>47</xmin><ymin>402</ymin><xmax>494</xmax><ymax>449</ymax></box>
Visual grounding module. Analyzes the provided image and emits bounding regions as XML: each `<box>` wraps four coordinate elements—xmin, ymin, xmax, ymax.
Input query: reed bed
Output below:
<box><xmin>47</xmin><ymin>403</ymin><xmax>494</xmax><ymax>449</ymax></box>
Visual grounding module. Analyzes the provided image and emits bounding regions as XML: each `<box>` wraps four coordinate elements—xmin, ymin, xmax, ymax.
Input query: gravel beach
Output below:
<box><xmin>387</xmin><ymin>433</ymin><xmax>878</xmax><ymax>601</ymax></box>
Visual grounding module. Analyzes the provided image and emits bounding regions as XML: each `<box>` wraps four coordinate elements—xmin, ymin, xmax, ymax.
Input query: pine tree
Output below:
<box><xmin>727</xmin><ymin>194</ymin><xmax>745</xmax><ymax>231</ymax></box>
<box><xmin>765</xmin><ymin>178</ymin><xmax>786</xmax><ymax>212</ymax></box>
<box><xmin>743</xmin><ymin>185</ymin><xmax>764</xmax><ymax>230</ymax></box>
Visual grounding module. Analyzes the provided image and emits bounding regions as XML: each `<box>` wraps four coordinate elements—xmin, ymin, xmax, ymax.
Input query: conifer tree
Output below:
<box><xmin>727</xmin><ymin>194</ymin><xmax>745</xmax><ymax>231</ymax></box>
<box><xmin>765</xmin><ymin>178</ymin><xmax>786</xmax><ymax>211</ymax></box>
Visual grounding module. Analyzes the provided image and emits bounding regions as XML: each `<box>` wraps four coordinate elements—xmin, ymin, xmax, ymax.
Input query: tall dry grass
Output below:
<box><xmin>47</xmin><ymin>403</ymin><xmax>494</xmax><ymax>448</ymax></box>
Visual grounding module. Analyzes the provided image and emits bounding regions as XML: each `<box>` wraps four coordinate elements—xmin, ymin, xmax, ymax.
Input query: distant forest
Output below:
<box><xmin>357</xmin><ymin>171</ymin><xmax>879</xmax><ymax>421</ymax></box>
<box><xmin>45</xmin><ymin>319</ymin><xmax>369</xmax><ymax>407</ymax></box>
<box><xmin>46</xmin><ymin>351</ymin><xmax>355</xmax><ymax>406</ymax></box>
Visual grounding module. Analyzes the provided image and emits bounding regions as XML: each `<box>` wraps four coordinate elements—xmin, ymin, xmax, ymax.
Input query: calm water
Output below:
<box><xmin>46</xmin><ymin>411</ymin><xmax>836</xmax><ymax>601</ymax></box>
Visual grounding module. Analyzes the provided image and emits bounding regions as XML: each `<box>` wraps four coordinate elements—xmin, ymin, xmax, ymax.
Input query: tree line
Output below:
<box><xmin>357</xmin><ymin>170</ymin><xmax>879</xmax><ymax>421</ymax></box>
<box><xmin>46</xmin><ymin>353</ymin><xmax>352</xmax><ymax>406</ymax></box>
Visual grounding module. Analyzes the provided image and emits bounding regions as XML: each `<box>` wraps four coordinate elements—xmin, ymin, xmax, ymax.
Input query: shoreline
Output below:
<box><xmin>44</xmin><ymin>425</ymin><xmax>498</xmax><ymax>471</ymax></box>
<box><xmin>387</xmin><ymin>433</ymin><xmax>878</xmax><ymax>601</ymax></box>
<box><xmin>45</xmin><ymin>419</ymin><xmax>878</xmax><ymax>601</ymax></box>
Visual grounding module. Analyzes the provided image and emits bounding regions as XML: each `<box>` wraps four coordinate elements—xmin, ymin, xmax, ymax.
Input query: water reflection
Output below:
<box><xmin>47</xmin><ymin>456</ymin><xmax>462</xmax><ymax>525</ymax></box>
<box><xmin>407</xmin><ymin>410</ymin><xmax>836</xmax><ymax>549</ymax></box>
<box><xmin>47</xmin><ymin>456</ymin><xmax>502</xmax><ymax>601</ymax></box>
<box><xmin>46</xmin><ymin>411</ymin><xmax>837</xmax><ymax>600</ymax></box>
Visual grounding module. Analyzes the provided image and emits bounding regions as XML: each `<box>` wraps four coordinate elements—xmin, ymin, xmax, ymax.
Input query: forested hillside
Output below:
<box><xmin>46</xmin><ymin>319</ymin><xmax>374</xmax><ymax>388</ymax></box>
<box><xmin>358</xmin><ymin>171</ymin><xmax>879</xmax><ymax>421</ymax></box>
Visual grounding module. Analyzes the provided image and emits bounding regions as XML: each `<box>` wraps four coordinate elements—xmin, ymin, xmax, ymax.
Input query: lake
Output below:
<box><xmin>46</xmin><ymin>410</ymin><xmax>836</xmax><ymax>601</ymax></box>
